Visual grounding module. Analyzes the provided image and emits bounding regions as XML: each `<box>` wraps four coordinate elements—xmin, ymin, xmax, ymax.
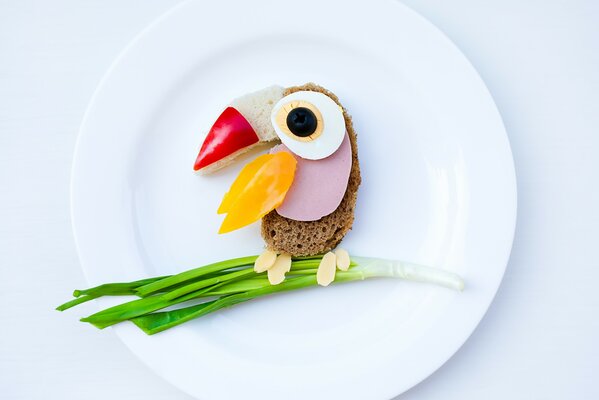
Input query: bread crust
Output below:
<box><xmin>261</xmin><ymin>83</ymin><xmax>361</xmax><ymax>256</ymax></box>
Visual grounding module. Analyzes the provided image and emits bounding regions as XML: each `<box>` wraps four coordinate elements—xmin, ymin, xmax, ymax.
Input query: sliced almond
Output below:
<box><xmin>317</xmin><ymin>252</ymin><xmax>337</xmax><ymax>287</ymax></box>
<box><xmin>254</xmin><ymin>249</ymin><xmax>278</xmax><ymax>273</ymax></box>
<box><xmin>267</xmin><ymin>253</ymin><xmax>291</xmax><ymax>285</ymax></box>
<box><xmin>334</xmin><ymin>248</ymin><xmax>350</xmax><ymax>271</ymax></box>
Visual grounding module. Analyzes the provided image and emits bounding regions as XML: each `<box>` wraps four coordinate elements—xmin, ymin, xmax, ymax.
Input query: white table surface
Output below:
<box><xmin>1</xmin><ymin>1</ymin><xmax>597</xmax><ymax>399</ymax></box>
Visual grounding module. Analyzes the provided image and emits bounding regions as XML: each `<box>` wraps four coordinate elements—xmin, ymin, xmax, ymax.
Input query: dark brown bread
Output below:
<box><xmin>261</xmin><ymin>83</ymin><xmax>361</xmax><ymax>256</ymax></box>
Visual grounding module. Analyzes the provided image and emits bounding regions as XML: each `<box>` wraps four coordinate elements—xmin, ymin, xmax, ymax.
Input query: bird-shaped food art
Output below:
<box><xmin>57</xmin><ymin>84</ymin><xmax>465</xmax><ymax>336</ymax></box>
<box><xmin>194</xmin><ymin>83</ymin><xmax>361</xmax><ymax>285</ymax></box>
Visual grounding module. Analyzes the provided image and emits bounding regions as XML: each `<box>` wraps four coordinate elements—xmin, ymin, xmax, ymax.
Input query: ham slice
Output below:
<box><xmin>271</xmin><ymin>132</ymin><xmax>352</xmax><ymax>221</ymax></box>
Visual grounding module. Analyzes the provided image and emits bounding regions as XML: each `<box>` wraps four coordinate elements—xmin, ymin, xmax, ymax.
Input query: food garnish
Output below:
<box><xmin>58</xmin><ymin>254</ymin><xmax>464</xmax><ymax>335</ymax></box>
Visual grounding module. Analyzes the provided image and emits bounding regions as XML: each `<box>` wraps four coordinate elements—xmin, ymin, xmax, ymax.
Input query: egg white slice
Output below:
<box><xmin>270</xmin><ymin>91</ymin><xmax>346</xmax><ymax>160</ymax></box>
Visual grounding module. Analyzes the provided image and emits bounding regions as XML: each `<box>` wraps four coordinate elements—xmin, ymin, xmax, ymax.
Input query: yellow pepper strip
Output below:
<box><xmin>218</xmin><ymin>151</ymin><xmax>297</xmax><ymax>234</ymax></box>
<box><xmin>218</xmin><ymin>154</ymin><xmax>272</xmax><ymax>214</ymax></box>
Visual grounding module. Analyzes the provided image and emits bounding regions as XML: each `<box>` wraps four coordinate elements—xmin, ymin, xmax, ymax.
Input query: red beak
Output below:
<box><xmin>194</xmin><ymin>107</ymin><xmax>260</xmax><ymax>173</ymax></box>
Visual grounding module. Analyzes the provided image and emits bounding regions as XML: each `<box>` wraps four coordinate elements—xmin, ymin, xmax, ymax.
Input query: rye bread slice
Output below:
<box><xmin>261</xmin><ymin>83</ymin><xmax>361</xmax><ymax>256</ymax></box>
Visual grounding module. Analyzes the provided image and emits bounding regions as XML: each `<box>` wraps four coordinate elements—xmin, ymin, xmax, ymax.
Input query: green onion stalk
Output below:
<box><xmin>57</xmin><ymin>255</ymin><xmax>464</xmax><ymax>335</ymax></box>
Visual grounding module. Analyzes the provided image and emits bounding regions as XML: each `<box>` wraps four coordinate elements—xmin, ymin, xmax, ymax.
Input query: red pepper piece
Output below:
<box><xmin>194</xmin><ymin>107</ymin><xmax>259</xmax><ymax>171</ymax></box>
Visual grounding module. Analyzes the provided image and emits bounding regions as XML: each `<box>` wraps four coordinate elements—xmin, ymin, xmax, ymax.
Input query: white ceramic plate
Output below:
<box><xmin>72</xmin><ymin>0</ymin><xmax>516</xmax><ymax>398</ymax></box>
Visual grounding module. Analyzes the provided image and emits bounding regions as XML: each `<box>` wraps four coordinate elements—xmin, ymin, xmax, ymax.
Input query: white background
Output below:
<box><xmin>1</xmin><ymin>0</ymin><xmax>597</xmax><ymax>399</ymax></box>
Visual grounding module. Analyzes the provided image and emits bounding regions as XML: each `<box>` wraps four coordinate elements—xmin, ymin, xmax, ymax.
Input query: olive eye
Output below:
<box><xmin>273</xmin><ymin>99</ymin><xmax>324</xmax><ymax>143</ymax></box>
<box><xmin>286</xmin><ymin>107</ymin><xmax>317</xmax><ymax>137</ymax></box>
<box><xmin>271</xmin><ymin>91</ymin><xmax>346</xmax><ymax>160</ymax></box>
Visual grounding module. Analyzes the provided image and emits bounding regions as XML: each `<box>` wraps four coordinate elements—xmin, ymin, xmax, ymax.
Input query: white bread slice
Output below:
<box><xmin>230</xmin><ymin>85</ymin><xmax>284</xmax><ymax>142</ymax></box>
<box><xmin>197</xmin><ymin>85</ymin><xmax>284</xmax><ymax>174</ymax></box>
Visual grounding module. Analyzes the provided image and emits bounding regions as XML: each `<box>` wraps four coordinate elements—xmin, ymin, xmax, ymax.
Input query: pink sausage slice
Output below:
<box><xmin>271</xmin><ymin>133</ymin><xmax>352</xmax><ymax>221</ymax></box>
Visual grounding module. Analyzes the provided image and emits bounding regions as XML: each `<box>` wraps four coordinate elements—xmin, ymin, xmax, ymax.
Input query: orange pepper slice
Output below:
<box><xmin>218</xmin><ymin>154</ymin><xmax>272</xmax><ymax>214</ymax></box>
<box><xmin>218</xmin><ymin>151</ymin><xmax>297</xmax><ymax>234</ymax></box>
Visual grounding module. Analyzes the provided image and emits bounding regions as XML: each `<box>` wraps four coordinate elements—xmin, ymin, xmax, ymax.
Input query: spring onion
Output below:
<box><xmin>57</xmin><ymin>255</ymin><xmax>464</xmax><ymax>335</ymax></box>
